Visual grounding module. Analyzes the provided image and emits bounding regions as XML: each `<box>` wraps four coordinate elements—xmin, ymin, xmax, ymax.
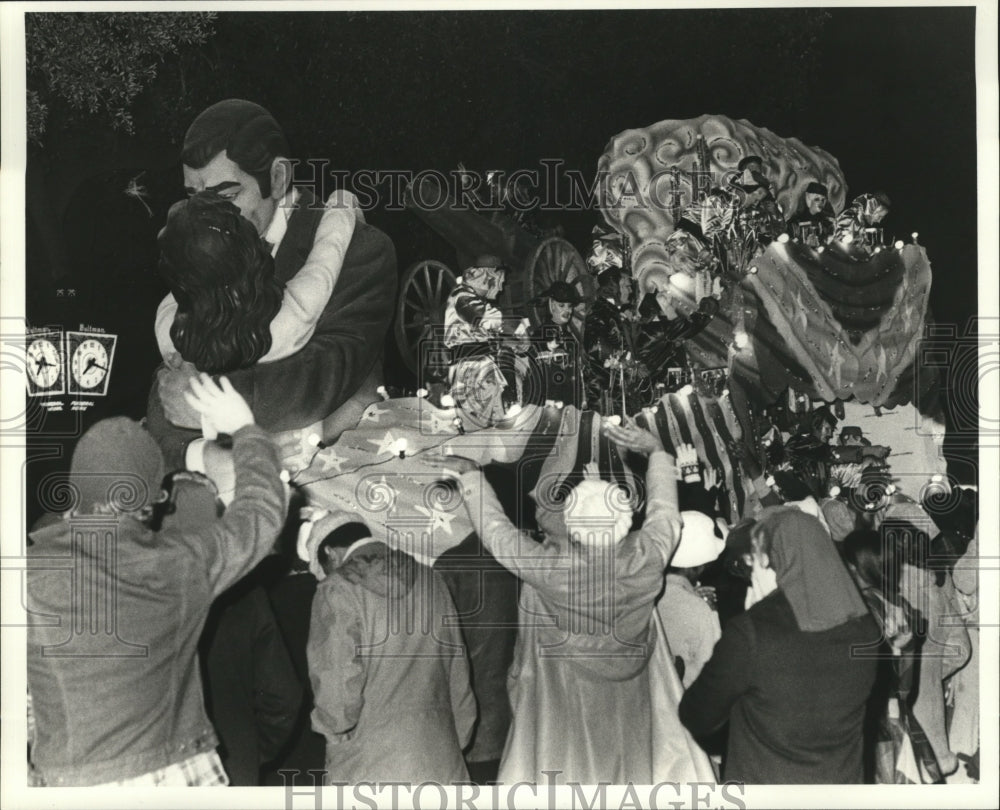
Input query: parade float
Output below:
<box><xmin>265</xmin><ymin>114</ymin><xmax>948</xmax><ymax>557</ymax></box>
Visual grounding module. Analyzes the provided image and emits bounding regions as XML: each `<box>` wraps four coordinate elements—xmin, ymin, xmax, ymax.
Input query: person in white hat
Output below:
<box><xmin>656</xmin><ymin>511</ymin><xmax>726</xmax><ymax>688</ymax></box>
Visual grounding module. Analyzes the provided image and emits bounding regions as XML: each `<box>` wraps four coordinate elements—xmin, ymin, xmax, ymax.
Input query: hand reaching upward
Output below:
<box><xmin>183</xmin><ymin>374</ymin><xmax>255</xmax><ymax>437</ymax></box>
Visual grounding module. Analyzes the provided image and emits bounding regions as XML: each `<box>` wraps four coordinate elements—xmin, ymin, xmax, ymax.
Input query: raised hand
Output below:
<box><xmin>183</xmin><ymin>374</ymin><xmax>255</xmax><ymax>437</ymax></box>
<box><xmin>421</xmin><ymin>450</ymin><xmax>480</xmax><ymax>481</ymax></box>
<box><xmin>674</xmin><ymin>442</ymin><xmax>701</xmax><ymax>482</ymax></box>
<box><xmin>158</xmin><ymin>359</ymin><xmax>202</xmax><ymax>428</ymax></box>
<box><xmin>603</xmin><ymin>417</ymin><xmax>663</xmax><ymax>456</ymax></box>
<box><xmin>702</xmin><ymin>465</ymin><xmax>720</xmax><ymax>491</ymax></box>
<box><xmin>695</xmin><ymin>585</ymin><xmax>718</xmax><ymax>610</ymax></box>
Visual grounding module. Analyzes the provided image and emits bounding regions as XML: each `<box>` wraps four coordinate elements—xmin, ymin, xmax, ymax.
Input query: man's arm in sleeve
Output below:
<box><xmin>436</xmin><ymin>571</ymin><xmax>477</xmax><ymax>750</ymax></box>
<box><xmin>218</xmin><ymin>223</ymin><xmax>397</xmax><ymax>432</ymax></box>
<box><xmin>181</xmin><ymin>424</ymin><xmax>288</xmax><ymax>596</ymax></box>
<box><xmin>155</xmin><ymin>293</ymin><xmax>180</xmax><ymax>360</ymax></box>
<box><xmin>640</xmin><ymin>450</ymin><xmax>683</xmax><ymax>566</ymax></box>
<box><xmin>458</xmin><ymin>470</ymin><xmax>567</xmax><ymax>590</ymax></box>
<box><xmin>306</xmin><ymin>582</ymin><xmax>367</xmax><ymax>739</ymax></box>
<box><xmin>261</xmin><ymin>202</ymin><xmax>358</xmax><ymax>361</ymax></box>
<box><xmin>679</xmin><ymin>615</ymin><xmax>754</xmax><ymax>739</ymax></box>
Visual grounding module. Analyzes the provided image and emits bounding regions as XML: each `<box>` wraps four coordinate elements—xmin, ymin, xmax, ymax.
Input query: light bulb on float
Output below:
<box><xmin>394</xmin><ymin>438</ymin><xmax>409</xmax><ymax>459</ymax></box>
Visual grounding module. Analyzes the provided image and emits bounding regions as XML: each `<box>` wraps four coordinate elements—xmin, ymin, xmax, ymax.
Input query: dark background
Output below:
<box><xmin>23</xmin><ymin>7</ymin><xmax>981</xmax><ymax>527</ymax></box>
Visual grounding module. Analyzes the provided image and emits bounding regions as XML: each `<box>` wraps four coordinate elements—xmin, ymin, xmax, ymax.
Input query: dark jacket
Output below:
<box><xmin>201</xmin><ymin>584</ymin><xmax>302</xmax><ymax>785</ymax></box>
<box><xmin>679</xmin><ymin>589</ymin><xmax>879</xmax><ymax>784</ymax></box>
<box><xmin>27</xmin><ymin>426</ymin><xmax>286</xmax><ymax>786</ymax></box>
<box><xmin>262</xmin><ymin>570</ymin><xmax>328</xmax><ymax>785</ymax></box>
<box><xmin>147</xmin><ymin>189</ymin><xmax>398</xmax><ymax>468</ymax></box>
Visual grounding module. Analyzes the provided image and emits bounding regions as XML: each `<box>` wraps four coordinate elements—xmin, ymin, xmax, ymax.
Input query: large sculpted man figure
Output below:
<box><xmin>147</xmin><ymin>99</ymin><xmax>397</xmax><ymax>468</ymax></box>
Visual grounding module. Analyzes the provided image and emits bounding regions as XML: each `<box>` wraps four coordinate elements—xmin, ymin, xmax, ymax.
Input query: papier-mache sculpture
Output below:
<box><xmin>596</xmin><ymin>114</ymin><xmax>847</xmax><ymax>309</ymax></box>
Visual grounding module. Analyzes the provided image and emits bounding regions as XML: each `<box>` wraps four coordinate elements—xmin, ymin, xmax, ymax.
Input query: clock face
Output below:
<box><xmin>71</xmin><ymin>338</ymin><xmax>110</xmax><ymax>390</ymax></box>
<box><xmin>27</xmin><ymin>338</ymin><xmax>62</xmax><ymax>389</ymax></box>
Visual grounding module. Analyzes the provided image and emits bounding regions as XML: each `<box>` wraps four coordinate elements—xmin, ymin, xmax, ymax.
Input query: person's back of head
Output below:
<box><xmin>843</xmin><ymin>528</ymin><xmax>900</xmax><ymax>597</ymax></box>
<box><xmin>183</xmin><ymin>99</ymin><xmax>290</xmax><ymax>198</ymax></box>
<box><xmin>317</xmin><ymin>521</ymin><xmax>374</xmax><ymax>577</ymax></box>
<box><xmin>563</xmin><ymin>477</ymin><xmax>634</xmax><ymax>548</ymax></box>
<box><xmin>158</xmin><ymin>192</ymin><xmax>283</xmax><ymax>373</ymax></box>
<box><xmin>69</xmin><ymin>417</ymin><xmax>166</xmax><ymax>526</ymax></box>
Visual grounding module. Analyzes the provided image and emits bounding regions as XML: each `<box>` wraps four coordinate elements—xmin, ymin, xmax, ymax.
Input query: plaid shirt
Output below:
<box><xmin>30</xmin><ymin>750</ymin><xmax>228</xmax><ymax>788</ymax></box>
<box><xmin>101</xmin><ymin>751</ymin><xmax>228</xmax><ymax>787</ymax></box>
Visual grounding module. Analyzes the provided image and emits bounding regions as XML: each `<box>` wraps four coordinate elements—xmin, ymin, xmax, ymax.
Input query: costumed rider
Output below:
<box><xmin>783</xmin><ymin>405</ymin><xmax>890</xmax><ymax>500</ymax></box>
<box><xmin>787</xmin><ymin>181</ymin><xmax>836</xmax><ymax>248</ymax></box>
<box><xmin>727</xmin><ymin>155</ymin><xmax>785</xmax><ymax>248</ymax></box>
<box><xmin>832</xmin><ymin>191</ymin><xmax>891</xmax><ymax>258</ymax></box>
<box><xmin>443</xmin><ymin>254</ymin><xmax>528</xmax><ymax>418</ymax></box>
<box><xmin>583</xmin><ymin>262</ymin><xmax>631</xmax><ymax>413</ymax></box>
<box><xmin>527</xmin><ymin>281</ymin><xmax>586</xmax><ymax>409</ymax></box>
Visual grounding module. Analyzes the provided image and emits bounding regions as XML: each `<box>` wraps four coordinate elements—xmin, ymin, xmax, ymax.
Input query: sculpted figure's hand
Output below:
<box><xmin>158</xmin><ymin>357</ymin><xmax>202</xmax><ymax>428</ymax></box>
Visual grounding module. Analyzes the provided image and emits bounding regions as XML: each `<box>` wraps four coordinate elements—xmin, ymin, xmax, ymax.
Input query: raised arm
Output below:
<box><xmin>641</xmin><ymin>450</ymin><xmax>683</xmax><ymax>565</ymax></box>
<box><xmin>172</xmin><ymin>375</ymin><xmax>288</xmax><ymax>595</ymax></box>
<box><xmin>457</xmin><ymin>468</ymin><xmax>568</xmax><ymax>589</ymax></box>
<box><xmin>260</xmin><ymin>201</ymin><xmax>359</xmax><ymax>361</ymax></box>
<box><xmin>154</xmin><ymin>222</ymin><xmax>397</xmax><ymax>434</ymax></box>
<box><xmin>224</xmin><ymin>222</ymin><xmax>397</xmax><ymax>430</ymax></box>
<box><xmin>603</xmin><ymin>421</ymin><xmax>682</xmax><ymax>565</ymax></box>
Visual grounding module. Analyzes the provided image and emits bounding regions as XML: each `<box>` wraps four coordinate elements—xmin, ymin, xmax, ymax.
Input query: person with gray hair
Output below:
<box><xmin>423</xmin><ymin>420</ymin><xmax>714</xmax><ymax>785</ymax></box>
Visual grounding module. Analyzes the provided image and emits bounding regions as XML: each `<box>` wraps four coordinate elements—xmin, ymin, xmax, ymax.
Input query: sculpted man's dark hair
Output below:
<box><xmin>182</xmin><ymin>99</ymin><xmax>290</xmax><ymax>197</ymax></box>
<box><xmin>158</xmin><ymin>192</ymin><xmax>283</xmax><ymax>374</ymax></box>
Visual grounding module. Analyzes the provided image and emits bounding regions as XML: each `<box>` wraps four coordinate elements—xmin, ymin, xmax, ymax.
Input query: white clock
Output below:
<box><xmin>26</xmin><ymin>336</ymin><xmax>63</xmax><ymax>394</ymax></box>
<box><xmin>66</xmin><ymin>332</ymin><xmax>117</xmax><ymax>396</ymax></box>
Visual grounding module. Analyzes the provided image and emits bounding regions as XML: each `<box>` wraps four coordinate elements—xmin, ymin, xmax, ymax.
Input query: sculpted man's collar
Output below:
<box><xmin>262</xmin><ymin>188</ymin><xmax>299</xmax><ymax>250</ymax></box>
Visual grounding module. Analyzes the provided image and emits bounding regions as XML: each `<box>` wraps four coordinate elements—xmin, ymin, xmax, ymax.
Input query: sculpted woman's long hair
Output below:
<box><xmin>158</xmin><ymin>192</ymin><xmax>283</xmax><ymax>374</ymax></box>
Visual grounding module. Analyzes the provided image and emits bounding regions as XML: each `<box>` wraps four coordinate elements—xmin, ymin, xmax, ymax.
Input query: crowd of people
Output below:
<box><xmin>25</xmin><ymin>99</ymin><xmax>979</xmax><ymax>791</ymax></box>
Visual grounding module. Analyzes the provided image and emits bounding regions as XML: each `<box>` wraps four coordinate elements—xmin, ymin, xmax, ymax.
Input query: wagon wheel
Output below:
<box><xmin>394</xmin><ymin>259</ymin><xmax>458</xmax><ymax>375</ymax></box>
<box><xmin>524</xmin><ymin>236</ymin><xmax>593</xmax><ymax>341</ymax></box>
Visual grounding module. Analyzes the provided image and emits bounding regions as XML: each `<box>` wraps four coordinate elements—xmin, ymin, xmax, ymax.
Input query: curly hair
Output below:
<box><xmin>158</xmin><ymin>192</ymin><xmax>283</xmax><ymax>374</ymax></box>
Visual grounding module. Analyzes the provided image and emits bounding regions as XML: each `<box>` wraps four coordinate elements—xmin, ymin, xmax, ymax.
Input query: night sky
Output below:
<box><xmin>23</xmin><ymin>6</ymin><xmax>981</xmax><ymax>522</ymax></box>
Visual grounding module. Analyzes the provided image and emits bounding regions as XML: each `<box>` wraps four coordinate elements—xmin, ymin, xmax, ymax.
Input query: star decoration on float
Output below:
<box><xmin>369</xmin><ymin>430</ymin><xmax>404</xmax><ymax>457</ymax></box>
<box><xmin>316</xmin><ymin>447</ymin><xmax>349</xmax><ymax>473</ymax></box>
<box><xmin>414</xmin><ymin>504</ymin><xmax>457</xmax><ymax>536</ymax></box>
<box><xmin>421</xmin><ymin>407</ymin><xmax>460</xmax><ymax>435</ymax></box>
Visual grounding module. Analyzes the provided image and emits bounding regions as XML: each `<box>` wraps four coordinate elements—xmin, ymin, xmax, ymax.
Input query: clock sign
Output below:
<box><xmin>66</xmin><ymin>332</ymin><xmax>117</xmax><ymax>396</ymax></box>
<box><xmin>26</xmin><ymin>332</ymin><xmax>65</xmax><ymax>396</ymax></box>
